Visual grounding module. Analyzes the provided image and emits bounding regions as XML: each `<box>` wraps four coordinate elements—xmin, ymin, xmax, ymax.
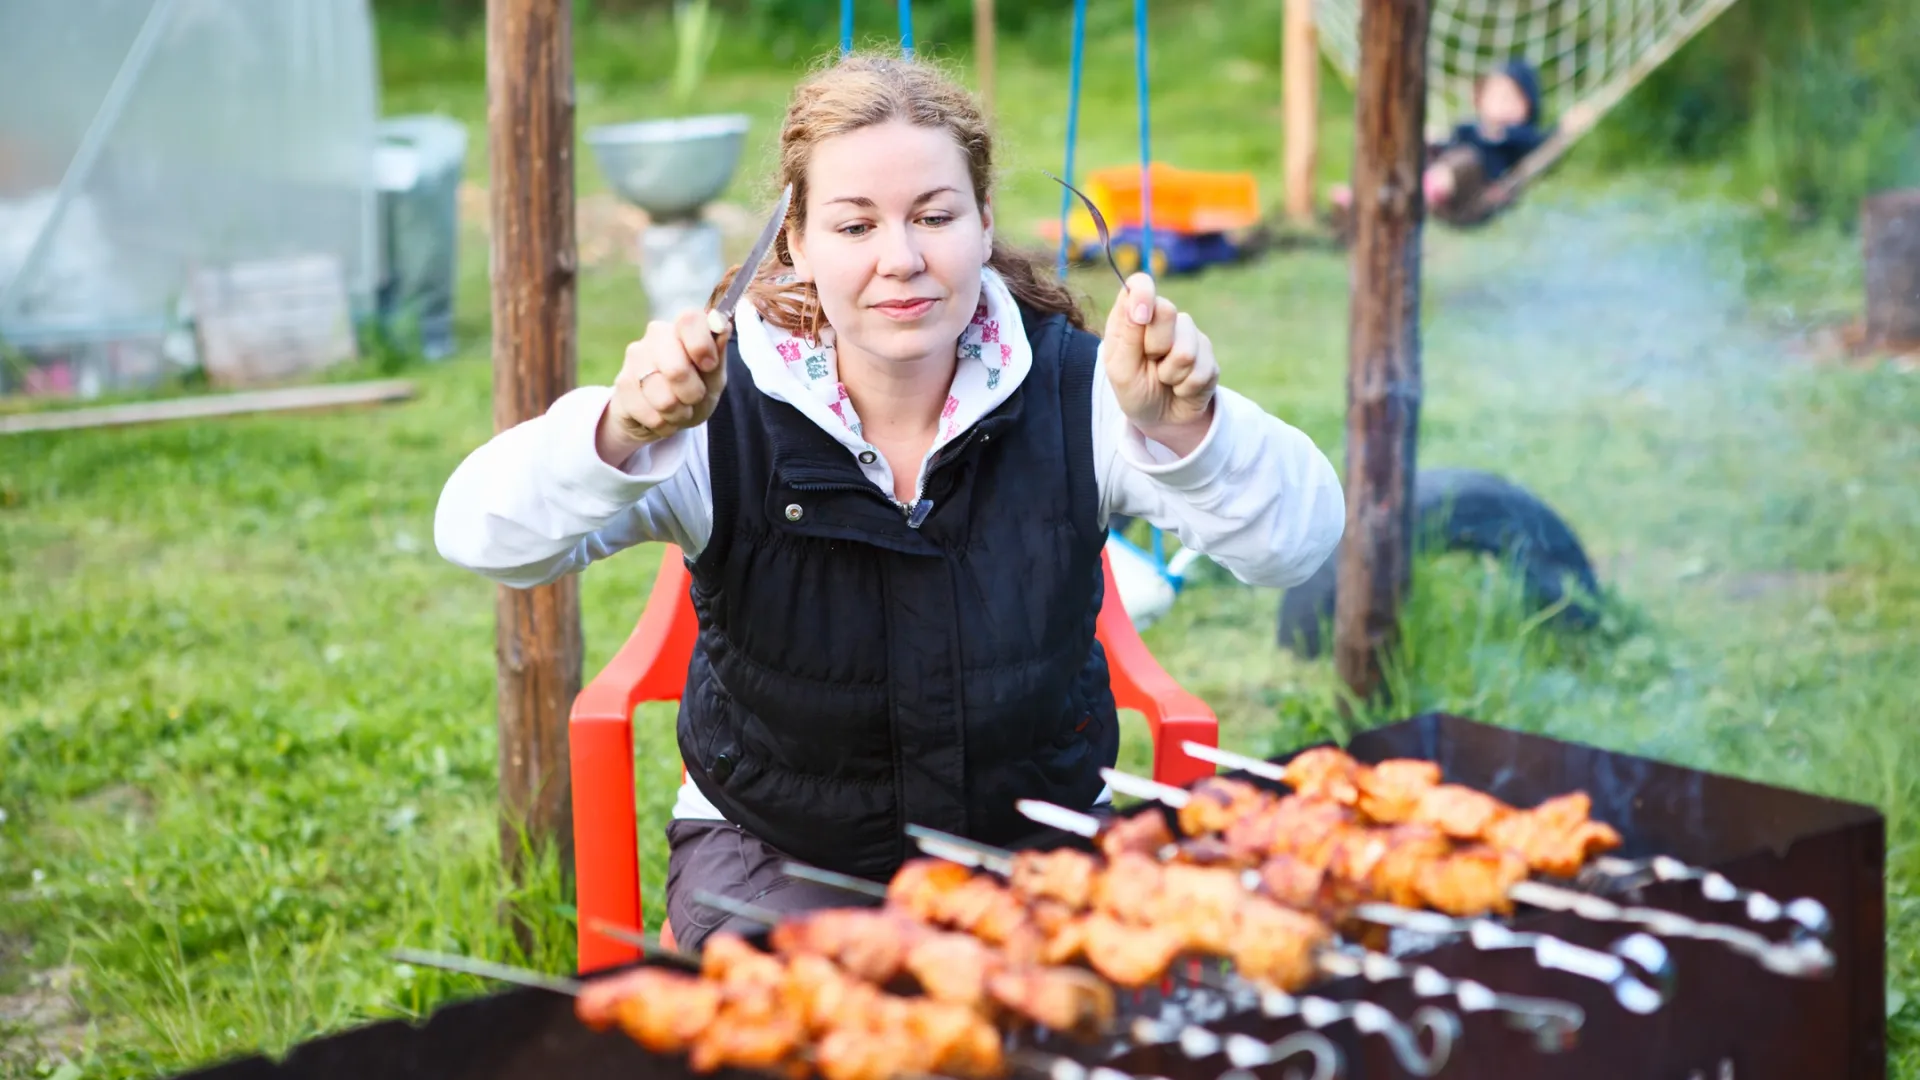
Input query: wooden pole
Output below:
<box><xmin>1334</xmin><ymin>0</ymin><xmax>1430</xmax><ymax>704</ymax></box>
<box><xmin>1862</xmin><ymin>189</ymin><xmax>1920</xmax><ymax>351</ymax></box>
<box><xmin>487</xmin><ymin>0</ymin><xmax>581</xmax><ymax>914</ymax></box>
<box><xmin>974</xmin><ymin>0</ymin><xmax>996</xmax><ymax>116</ymax></box>
<box><xmin>1282</xmin><ymin>0</ymin><xmax>1320</xmax><ymax>223</ymax></box>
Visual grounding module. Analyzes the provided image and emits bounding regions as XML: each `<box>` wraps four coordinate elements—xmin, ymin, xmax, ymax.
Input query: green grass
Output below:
<box><xmin>5</xmin><ymin>6</ymin><xmax>1920</xmax><ymax>1078</ymax></box>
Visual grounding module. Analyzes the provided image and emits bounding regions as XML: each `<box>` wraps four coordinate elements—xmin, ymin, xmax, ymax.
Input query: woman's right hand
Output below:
<box><xmin>596</xmin><ymin>309</ymin><xmax>730</xmax><ymax>466</ymax></box>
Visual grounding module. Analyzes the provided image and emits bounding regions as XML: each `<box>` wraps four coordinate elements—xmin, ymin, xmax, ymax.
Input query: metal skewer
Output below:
<box><xmin>583</xmin><ymin>919</ymin><xmax>705</xmax><ymax>968</ymax></box>
<box><xmin>691</xmin><ymin>892</ymin><xmax>1353</xmax><ymax>1080</ymax></box>
<box><xmin>1504</xmin><ymin>881</ymin><xmax>1833</xmax><ymax>977</ymax></box>
<box><xmin>1179</xmin><ymin>741</ymin><xmax>1836</xmax><ymax>945</ymax></box>
<box><xmin>1012</xmin><ymin>1038</ymin><xmax>1340</xmax><ymax>1080</ymax></box>
<box><xmin>776</xmin><ymin>863</ymin><xmax>891</xmax><ymax>901</ymax></box>
<box><xmin>391</xmin><ymin>947</ymin><xmax>585</xmax><ymax>996</ymax></box>
<box><xmin>1584</xmin><ymin>853</ymin><xmax>1834</xmax><ymax>941</ymax></box>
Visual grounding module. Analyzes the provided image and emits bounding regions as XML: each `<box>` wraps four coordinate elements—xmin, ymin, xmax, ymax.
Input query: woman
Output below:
<box><xmin>435</xmin><ymin>52</ymin><xmax>1344</xmax><ymax>951</ymax></box>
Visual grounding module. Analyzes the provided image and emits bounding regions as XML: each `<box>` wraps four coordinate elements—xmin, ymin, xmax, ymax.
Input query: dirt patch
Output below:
<box><xmin>0</xmin><ymin>942</ymin><xmax>87</xmax><ymax>1070</ymax></box>
<box><xmin>1720</xmin><ymin>569</ymin><xmax>1846</xmax><ymax>602</ymax></box>
<box><xmin>1789</xmin><ymin>320</ymin><xmax>1920</xmax><ymax>372</ymax></box>
<box><xmin>457</xmin><ymin>182</ymin><xmax>768</xmax><ymax>270</ymax></box>
<box><xmin>76</xmin><ymin>783</ymin><xmax>155</xmax><ymax>824</ymax></box>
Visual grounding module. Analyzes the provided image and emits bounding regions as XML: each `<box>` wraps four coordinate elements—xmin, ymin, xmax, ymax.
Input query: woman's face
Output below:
<box><xmin>788</xmin><ymin>119</ymin><xmax>993</xmax><ymax>365</ymax></box>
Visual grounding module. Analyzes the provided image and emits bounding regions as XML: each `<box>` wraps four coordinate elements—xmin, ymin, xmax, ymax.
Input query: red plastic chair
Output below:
<box><xmin>568</xmin><ymin>544</ymin><xmax>1218</xmax><ymax>974</ymax></box>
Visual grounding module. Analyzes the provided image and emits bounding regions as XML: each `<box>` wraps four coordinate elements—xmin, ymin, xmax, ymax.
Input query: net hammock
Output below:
<box><xmin>1310</xmin><ymin>0</ymin><xmax>1740</xmax><ymax>215</ymax></box>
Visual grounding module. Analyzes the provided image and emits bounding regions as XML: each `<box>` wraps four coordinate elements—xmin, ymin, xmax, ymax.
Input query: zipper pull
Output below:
<box><xmin>905</xmin><ymin>499</ymin><xmax>933</xmax><ymax>529</ymax></box>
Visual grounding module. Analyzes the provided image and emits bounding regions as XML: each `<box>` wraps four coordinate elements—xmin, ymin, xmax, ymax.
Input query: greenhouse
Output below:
<box><xmin>0</xmin><ymin>0</ymin><xmax>407</xmax><ymax>398</ymax></box>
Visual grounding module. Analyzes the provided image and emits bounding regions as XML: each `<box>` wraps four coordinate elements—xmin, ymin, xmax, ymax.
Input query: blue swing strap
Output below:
<box><xmin>839</xmin><ymin>1</ymin><xmax>910</xmax><ymax>57</ymax></box>
<box><xmin>1134</xmin><ymin>0</ymin><xmax>1153</xmax><ymax>272</ymax></box>
<box><xmin>1057</xmin><ymin>0</ymin><xmax>1089</xmax><ymax>279</ymax></box>
<box><xmin>1058</xmin><ymin>0</ymin><xmax>1155</xmax><ymax>278</ymax></box>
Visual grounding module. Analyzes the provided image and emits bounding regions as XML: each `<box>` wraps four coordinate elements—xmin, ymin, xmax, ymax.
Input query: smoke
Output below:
<box><xmin>1407</xmin><ymin>182</ymin><xmax>1873</xmax><ymax>773</ymax></box>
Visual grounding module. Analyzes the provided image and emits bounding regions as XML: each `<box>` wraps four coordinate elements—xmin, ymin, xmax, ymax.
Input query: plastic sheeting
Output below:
<box><xmin>0</xmin><ymin>0</ymin><xmax>379</xmax><ymax>350</ymax></box>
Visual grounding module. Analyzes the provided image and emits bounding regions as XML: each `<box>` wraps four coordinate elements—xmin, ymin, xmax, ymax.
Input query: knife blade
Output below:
<box><xmin>707</xmin><ymin>183</ymin><xmax>795</xmax><ymax>336</ymax></box>
<box><xmin>1044</xmin><ymin>170</ymin><xmax>1129</xmax><ymax>287</ymax></box>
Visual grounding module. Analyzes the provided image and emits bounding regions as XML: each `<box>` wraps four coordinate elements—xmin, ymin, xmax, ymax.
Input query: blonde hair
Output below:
<box><xmin>709</xmin><ymin>51</ymin><xmax>1088</xmax><ymax>335</ymax></box>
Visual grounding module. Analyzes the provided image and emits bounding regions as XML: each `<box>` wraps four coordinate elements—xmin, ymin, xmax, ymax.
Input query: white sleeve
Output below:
<box><xmin>1092</xmin><ymin>348</ymin><xmax>1344</xmax><ymax>589</ymax></box>
<box><xmin>432</xmin><ymin>386</ymin><xmax>715</xmax><ymax>589</ymax></box>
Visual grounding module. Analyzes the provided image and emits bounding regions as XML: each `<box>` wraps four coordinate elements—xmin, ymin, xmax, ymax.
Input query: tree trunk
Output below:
<box><xmin>487</xmin><ymin>0</ymin><xmax>581</xmax><ymax>925</ymax></box>
<box><xmin>1282</xmin><ymin>0</ymin><xmax>1320</xmax><ymax>224</ymax></box>
<box><xmin>1335</xmin><ymin>0</ymin><xmax>1430</xmax><ymax>705</ymax></box>
<box><xmin>974</xmin><ymin>0</ymin><xmax>996</xmax><ymax>116</ymax></box>
<box><xmin>1863</xmin><ymin>189</ymin><xmax>1920</xmax><ymax>350</ymax></box>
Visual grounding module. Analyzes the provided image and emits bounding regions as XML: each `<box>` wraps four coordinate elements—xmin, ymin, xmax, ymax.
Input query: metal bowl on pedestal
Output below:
<box><xmin>585</xmin><ymin>114</ymin><xmax>752</xmax><ymax>318</ymax></box>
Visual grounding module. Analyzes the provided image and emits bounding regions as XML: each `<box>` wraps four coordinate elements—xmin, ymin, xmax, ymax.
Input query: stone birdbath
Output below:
<box><xmin>587</xmin><ymin>114</ymin><xmax>751</xmax><ymax>318</ymax></box>
<box><xmin>584</xmin><ymin>0</ymin><xmax>750</xmax><ymax>319</ymax></box>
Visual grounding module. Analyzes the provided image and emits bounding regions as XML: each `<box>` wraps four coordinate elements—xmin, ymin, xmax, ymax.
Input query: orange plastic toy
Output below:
<box><xmin>567</xmin><ymin>544</ymin><xmax>1220</xmax><ymax>974</ymax></box>
<box><xmin>1039</xmin><ymin>163</ymin><xmax>1263</xmax><ymax>277</ymax></box>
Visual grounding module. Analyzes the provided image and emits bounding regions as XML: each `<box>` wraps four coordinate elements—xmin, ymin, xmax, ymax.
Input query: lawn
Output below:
<box><xmin>3</xmin><ymin>6</ymin><xmax>1918</xmax><ymax>1079</ymax></box>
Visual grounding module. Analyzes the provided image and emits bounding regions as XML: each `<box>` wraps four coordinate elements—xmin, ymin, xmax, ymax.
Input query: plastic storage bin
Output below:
<box><xmin>374</xmin><ymin>115</ymin><xmax>468</xmax><ymax>360</ymax></box>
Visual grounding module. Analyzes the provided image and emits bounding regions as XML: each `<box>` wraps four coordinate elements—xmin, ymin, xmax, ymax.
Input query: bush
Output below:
<box><xmin>1599</xmin><ymin>0</ymin><xmax>1920</xmax><ymax>225</ymax></box>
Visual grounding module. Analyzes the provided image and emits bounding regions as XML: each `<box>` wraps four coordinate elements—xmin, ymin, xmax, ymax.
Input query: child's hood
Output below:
<box><xmin>1496</xmin><ymin>59</ymin><xmax>1545</xmax><ymax>125</ymax></box>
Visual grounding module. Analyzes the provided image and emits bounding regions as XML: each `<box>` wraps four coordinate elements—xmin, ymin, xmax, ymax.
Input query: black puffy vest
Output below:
<box><xmin>677</xmin><ymin>303</ymin><xmax>1119</xmax><ymax>880</ymax></box>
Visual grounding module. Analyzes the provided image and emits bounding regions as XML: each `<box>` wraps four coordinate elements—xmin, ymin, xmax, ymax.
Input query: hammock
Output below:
<box><xmin>1310</xmin><ymin>0</ymin><xmax>1740</xmax><ymax>224</ymax></box>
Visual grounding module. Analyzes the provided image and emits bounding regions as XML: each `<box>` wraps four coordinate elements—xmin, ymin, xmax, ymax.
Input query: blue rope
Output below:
<box><xmin>1057</xmin><ymin>0</ymin><xmax>1088</xmax><ymax>279</ymax></box>
<box><xmin>899</xmin><ymin>0</ymin><xmax>914</xmax><ymax>56</ymax></box>
<box><xmin>1134</xmin><ymin>0</ymin><xmax>1153</xmax><ymax>274</ymax></box>
<box><xmin>840</xmin><ymin>0</ymin><xmax>853</xmax><ymax>53</ymax></box>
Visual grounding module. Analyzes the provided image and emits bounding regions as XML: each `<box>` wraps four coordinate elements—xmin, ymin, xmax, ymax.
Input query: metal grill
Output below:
<box><xmin>170</xmin><ymin>713</ymin><xmax>1886</xmax><ymax>1080</ymax></box>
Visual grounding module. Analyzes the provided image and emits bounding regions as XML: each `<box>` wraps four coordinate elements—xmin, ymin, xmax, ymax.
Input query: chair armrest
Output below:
<box><xmin>571</xmin><ymin>546</ymin><xmax>698</xmax><ymax>723</ymax></box>
<box><xmin>1097</xmin><ymin>551</ymin><xmax>1218</xmax><ymax>788</ymax></box>
<box><xmin>570</xmin><ymin>545</ymin><xmax>696</xmax><ymax>974</ymax></box>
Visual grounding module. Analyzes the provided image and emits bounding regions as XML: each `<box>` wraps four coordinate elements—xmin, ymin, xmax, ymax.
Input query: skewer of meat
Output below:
<box><xmin>1092</xmin><ymin>765</ymin><xmax>1833</xmax><ymax>980</ymax></box>
<box><xmin>682</xmin><ymin>892</ymin><xmax>1383</xmax><ymax>1079</ymax></box>
<box><xmin>760</xmin><ymin>855</ymin><xmax>1512</xmax><ymax>1076</ymax></box>
<box><xmin>1055</xmin><ymin>779</ymin><xmax>1534</xmax><ymax>918</ymax></box>
<box><xmin>1184</xmin><ymin>741</ymin><xmax>1835</xmax><ymax>942</ymax></box>
<box><xmin>985</xmin><ymin>807</ymin><xmax>1671</xmax><ymax>1019</ymax></box>
<box><xmin>1154</xmin><ymin>756</ymin><xmax>1623</xmax><ymax>882</ymax></box>
<box><xmin>392</xmin><ymin>943</ymin><xmax>1000</xmax><ymax>1080</ymax></box>
<box><xmin>586</xmin><ymin>909</ymin><xmax>1117</xmax><ymax>1040</ymax></box>
<box><xmin>577</xmin><ymin>919</ymin><xmax>1349</xmax><ymax>1080</ymax></box>
<box><xmin>861</xmin><ymin>829</ymin><xmax>1615</xmax><ymax>1041</ymax></box>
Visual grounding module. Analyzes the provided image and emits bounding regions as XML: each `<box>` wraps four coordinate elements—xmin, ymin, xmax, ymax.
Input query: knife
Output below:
<box><xmin>706</xmin><ymin>183</ymin><xmax>795</xmax><ymax>336</ymax></box>
<box><xmin>1044</xmin><ymin>170</ymin><xmax>1129</xmax><ymax>288</ymax></box>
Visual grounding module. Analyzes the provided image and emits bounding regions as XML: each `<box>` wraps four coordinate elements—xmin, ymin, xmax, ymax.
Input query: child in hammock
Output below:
<box><xmin>1331</xmin><ymin>59</ymin><xmax>1551</xmax><ymax>222</ymax></box>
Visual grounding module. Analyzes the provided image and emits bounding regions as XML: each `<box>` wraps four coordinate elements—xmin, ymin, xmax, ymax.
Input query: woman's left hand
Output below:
<box><xmin>1104</xmin><ymin>272</ymin><xmax>1220</xmax><ymax>457</ymax></box>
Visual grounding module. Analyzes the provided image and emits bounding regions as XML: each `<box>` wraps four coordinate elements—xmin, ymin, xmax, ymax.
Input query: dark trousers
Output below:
<box><xmin>664</xmin><ymin>819</ymin><xmax>872</xmax><ymax>952</ymax></box>
<box><xmin>664</xmin><ymin>804</ymin><xmax>1120</xmax><ymax>952</ymax></box>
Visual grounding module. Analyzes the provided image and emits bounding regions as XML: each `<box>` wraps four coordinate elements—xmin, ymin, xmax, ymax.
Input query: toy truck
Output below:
<box><xmin>1041</xmin><ymin>163</ymin><xmax>1265</xmax><ymax>277</ymax></box>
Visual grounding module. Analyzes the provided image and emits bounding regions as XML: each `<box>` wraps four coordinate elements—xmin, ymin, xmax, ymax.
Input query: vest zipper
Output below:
<box><xmin>899</xmin><ymin>428</ymin><xmax>985</xmax><ymax>529</ymax></box>
<box><xmin>792</xmin><ymin>429</ymin><xmax>988</xmax><ymax>530</ymax></box>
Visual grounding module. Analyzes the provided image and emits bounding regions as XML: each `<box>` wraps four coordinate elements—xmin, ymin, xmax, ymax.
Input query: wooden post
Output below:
<box><xmin>487</xmin><ymin>0</ymin><xmax>581</xmax><ymax>914</ymax></box>
<box><xmin>1862</xmin><ymin>189</ymin><xmax>1920</xmax><ymax>351</ymax></box>
<box><xmin>974</xmin><ymin>0</ymin><xmax>996</xmax><ymax>116</ymax></box>
<box><xmin>1282</xmin><ymin>0</ymin><xmax>1320</xmax><ymax>223</ymax></box>
<box><xmin>1334</xmin><ymin>0</ymin><xmax>1430</xmax><ymax>704</ymax></box>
